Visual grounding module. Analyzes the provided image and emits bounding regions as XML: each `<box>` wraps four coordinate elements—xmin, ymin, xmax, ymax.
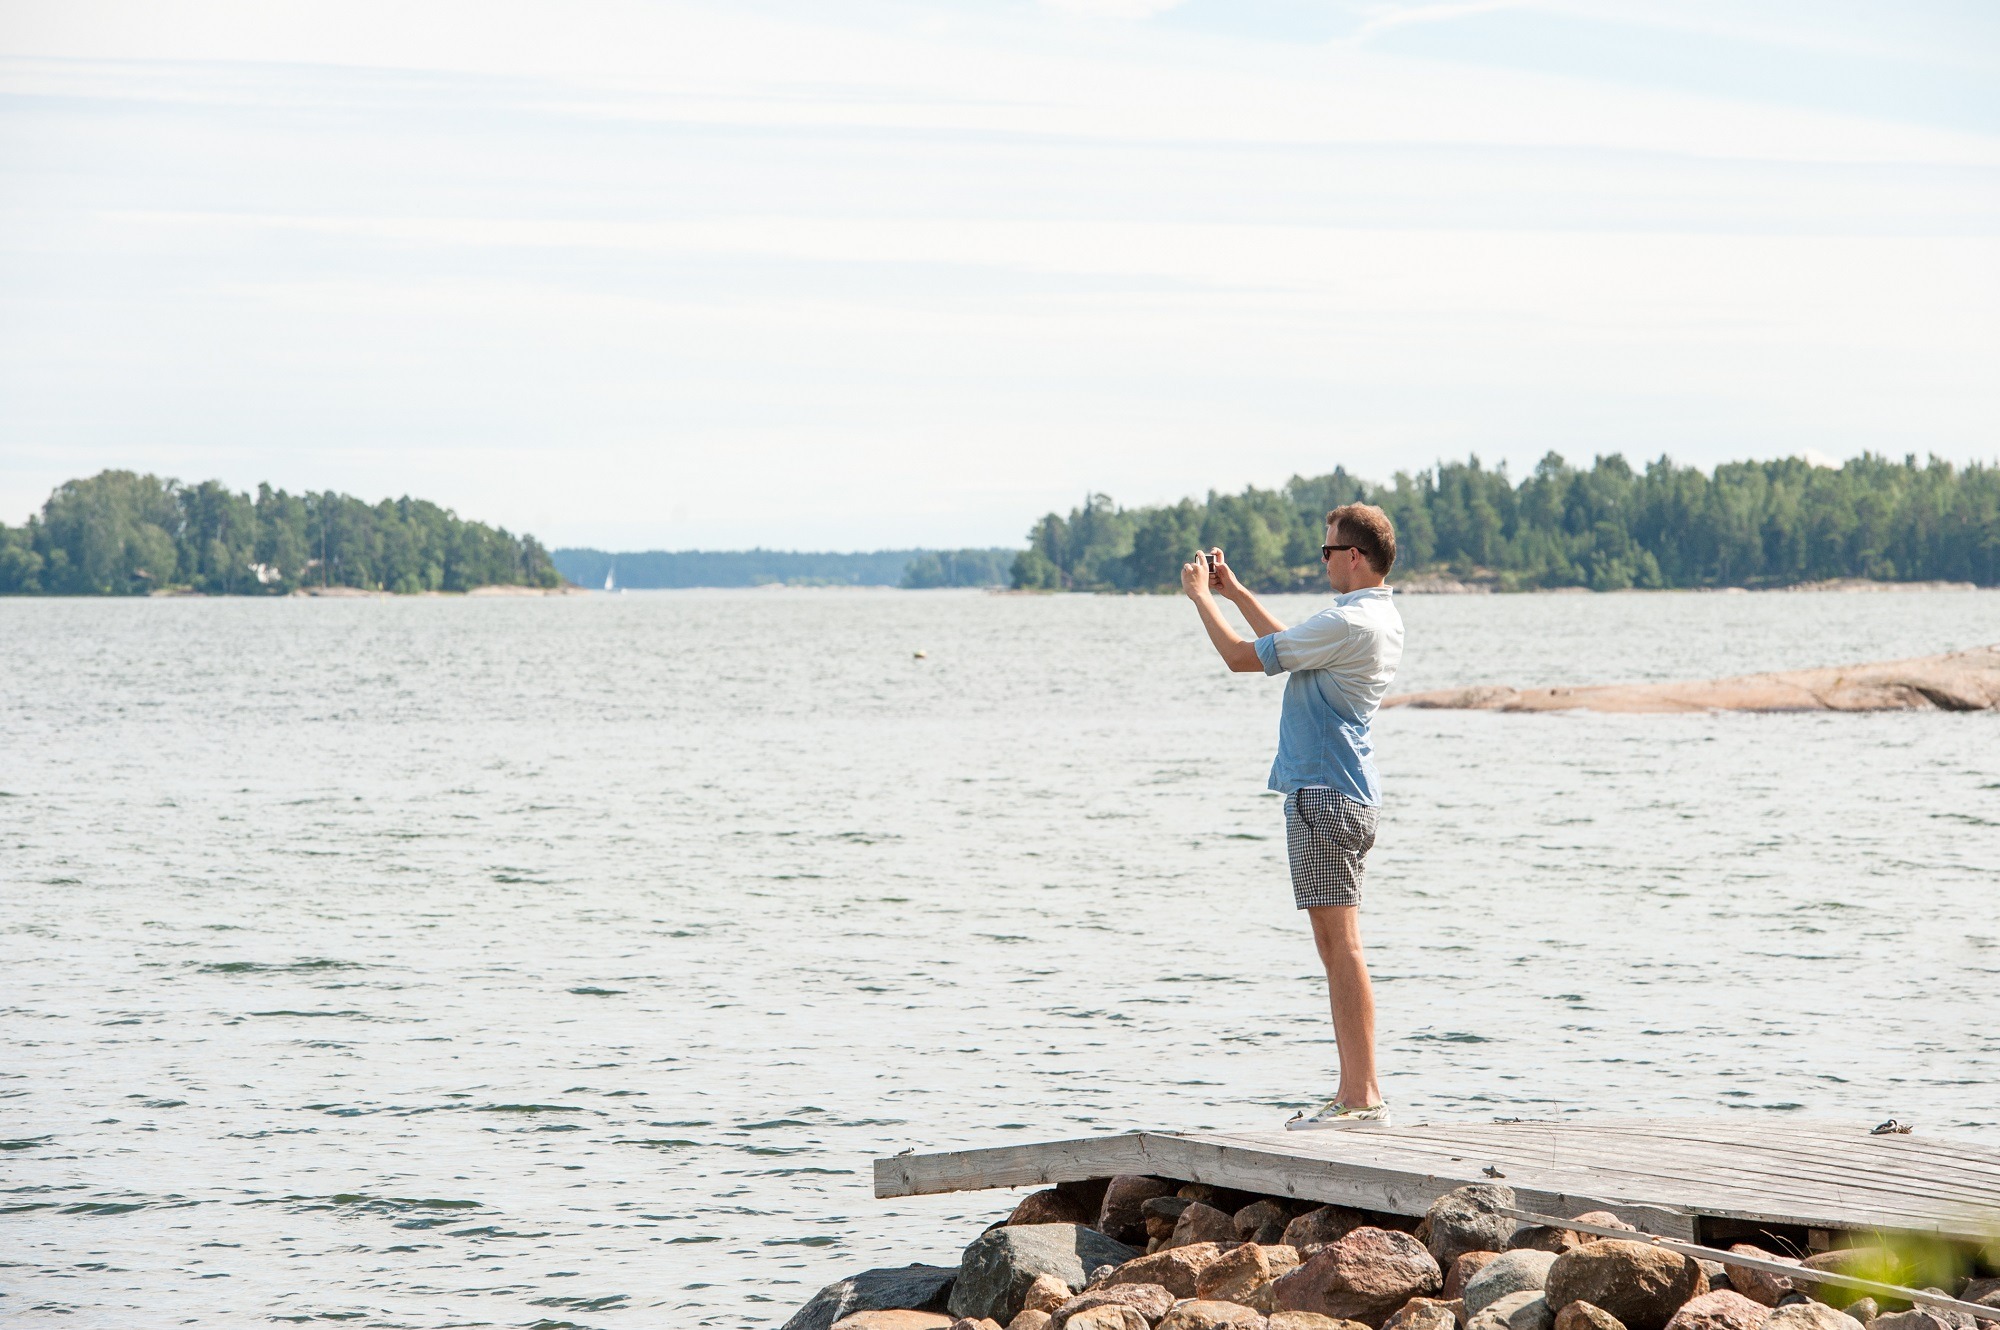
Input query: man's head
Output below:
<box><xmin>1323</xmin><ymin>503</ymin><xmax>1395</xmax><ymax>593</ymax></box>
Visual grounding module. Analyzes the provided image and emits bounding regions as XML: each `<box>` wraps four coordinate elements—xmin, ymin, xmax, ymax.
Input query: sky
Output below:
<box><xmin>1</xmin><ymin>0</ymin><xmax>1997</xmax><ymax>551</ymax></box>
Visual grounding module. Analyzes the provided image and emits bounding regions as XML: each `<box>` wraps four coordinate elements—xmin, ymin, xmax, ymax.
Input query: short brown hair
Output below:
<box><xmin>1326</xmin><ymin>503</ymin><xmax>1396</xmax><ymax>574</ymax></box>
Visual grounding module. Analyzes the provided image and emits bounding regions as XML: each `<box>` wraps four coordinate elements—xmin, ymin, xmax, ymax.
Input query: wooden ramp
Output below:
<box><xmin>876</xmin><ymin>1120</ymin><xmax>2000</xmax><ymax>1246</ymax></box>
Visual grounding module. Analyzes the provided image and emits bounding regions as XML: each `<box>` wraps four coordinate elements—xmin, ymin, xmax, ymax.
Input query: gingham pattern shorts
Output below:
<box><xmin>1284</xmin><ymin>787</ymin><xmax>1379</xmax><ymax>909</ymax></box>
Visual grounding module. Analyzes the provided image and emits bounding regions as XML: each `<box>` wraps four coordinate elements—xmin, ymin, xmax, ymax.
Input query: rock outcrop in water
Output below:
<box><xmin>787</xmin><ymin>1183</ymin><xmax>2000</xmax><ymax>1330</ymax></box>
<box><xmin>1383</xmin><ymin>646</ymin><xmax>2000</xmax><ymax>714</ymax></box>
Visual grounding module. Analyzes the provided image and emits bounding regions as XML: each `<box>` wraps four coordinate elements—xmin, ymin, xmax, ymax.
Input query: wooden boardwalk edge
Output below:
<box><xmin>874</xmin><ymin>1124</ymin><xmax>2000</xmax><ymax>1245</ymax></box>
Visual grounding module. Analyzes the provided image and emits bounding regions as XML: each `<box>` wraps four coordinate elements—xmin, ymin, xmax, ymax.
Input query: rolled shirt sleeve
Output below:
<box><xmin>1254</xmin><ymin>633</ymin><xmax>1284</xmax><ymax>675</ymax></box>
<box><xmin>1257</xmin><ymin>609</ymin><xmax>1355</xmax><ymax>674</ymax></box>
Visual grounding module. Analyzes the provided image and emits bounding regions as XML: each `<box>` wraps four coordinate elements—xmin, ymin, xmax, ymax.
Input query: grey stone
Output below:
<box><xmin>1763</xmin><ymin>1305</ymin><xmax>1864</xmax><ymax>1330</ymax></box>
<box><xmin>1471</xmin><ymin>1292</ymin><xmax>1554</xmax><ymax>1330</ymax></box>
<box><xmin>786</xmin><ymin>1265</ymin><xmax>958</xmax><ymax>1330</ymax></box>
<box><xmin>1466</xmin><ymin>1252</ymin><xmax>1560</xmax><ymax>1316</ymax></box>
<box><xmin>1426</xmin><ymin>1186</ymin><xmax>1521</xmax><ymax>1269</ymax></box>
<box><xmin>951</xmin><ymin>1226</ymin><xmax>1141</xmax><ymax>1325</ymax></box>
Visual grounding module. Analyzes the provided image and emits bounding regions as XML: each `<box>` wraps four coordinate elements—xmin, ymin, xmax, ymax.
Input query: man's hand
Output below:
<box><xmin>1205</xmin><ymin>547</ymin><xmax>1246</xmax><ymax>599</ymax></box>
<box><xmin>1180</xmin><ymin>555</ymin><xmax>1212</xmax><ymax>601</ymax></box>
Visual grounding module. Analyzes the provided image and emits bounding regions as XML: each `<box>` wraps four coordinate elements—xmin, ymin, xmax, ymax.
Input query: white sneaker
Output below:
<box><xmin>1285</xmin><ymin>1099</ymin><xmax>1394</xmax><ymax>1130</ymax></box>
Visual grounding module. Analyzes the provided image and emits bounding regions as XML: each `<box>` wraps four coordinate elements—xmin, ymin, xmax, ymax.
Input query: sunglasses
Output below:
<box><xmin>1320</xmin><ymin>543</ymin><xmax>1360</xmax><ymax>561</ymax></box>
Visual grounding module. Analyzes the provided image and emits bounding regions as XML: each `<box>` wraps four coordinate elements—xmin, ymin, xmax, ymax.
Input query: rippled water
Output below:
<box><xmin>3</xmin><ymin>588</ymin><xmax>1997</xmax><ymax>1327</ymax></box>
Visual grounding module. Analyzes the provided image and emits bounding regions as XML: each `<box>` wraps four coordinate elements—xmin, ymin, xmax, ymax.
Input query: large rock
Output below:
<box><xmin>1467</xmin><ymin>1252</ymin><xmax>1560</xmax><ymax>1316</ymax></box>
<box><xmin>1722</xmin><ymin>1247</ymin><xmax>1798</xmax><ymax>1308</ymax></box>
<box><xmin>1200</xmin><ymin>1243</ymin><xmax>1290</xmax><ymax>1306</ymax></box>
<box><xmin>1471</xmin><ymin>1293</ymin><xmax>1554</xmax><ymax>1330</ymax></box>
<box><xmin>787</xmin><ymin>1265</ymin><xmax>959</xmax><ymax>1330</ymax></box>
<box><xmin>952</xmin><ymin>1226</ymin><xmax>1142</xmax><ymax>1324</ymax></box>
<box><xmin>832</xmin><ymin>1314</ymin><xmax>953</xmax><ymax>1330</ymax></box>
<box><xmin>1008</xmin><ymin>1313</ymin><xmax>1054</xmax><ymax>1330</ymax></box>
<box><xmin>1450</xmin><ymin>1255</ymin><xmax>1506</xmax><ymax>1301</ymax></box>
<box><xmin>1865</xmin><ymin>1314</ymin><xmax>1957</xmax><ymax>1330</ymax></box>
<box><xmin>1545</xmin><ymin>1240</ymin><xmax>1708</xmax><ymax>1330</ymax></box>
<box><xmin>1383</xmin><ymin>1298</ymin><xmax>1460</xmax><ymax>1330</ymax></box>
<box><xmin>1556</xmin><ymin>1302</ymin><xmax>1630</xmax><ymax>1330</ymax></box>
<box><xmin>1273</xmin><ymin>1227</ymin><xmax>1445</xmax><ymax>1327</ymax></box>
<box><xmin>1286</xmin><ymin>1207</ymin><xmax>1374</xmax><ymax>1252</ymax></box>
<box><xmin>1800</xmin><ymin>1250</ymin><xmax>1900</xmax><ymax>1309</ymax></box>
<box><xmin>1176</xmin><ymin>1204</ymin><xmax>1248</xmax><ymax>1250</ymax></box>
<box><xmin>951</xmin><ymin>1318</ymin><xmax>1006</xmax><ymax>1330</ymax></box>
<box><xmin>1426</xmin><ymin>1186</ymin><xmax>1520</xmax><ymax>1268</ymax></box>
<box><xmin>1269</xmin><ymin>1317</ymin><xmax>1371</xmax><ymax>1330</ymax></box>
<box><xmin>1665</xmin><ymin>1292</ymin><xmax>1769</xmax><ymax>1330</ymax></box>
<box><xmin>1022</xmin><ymin>1276</ymin><xmax>1074</xmax><ymax>1315</ymax></box>
<box><xmin>1959</xmin><ymin>1280</ymin><xmax>2000</xmax><ymax>1309</ymax></box>
<box><xmin>1147</xmin><ymin>1199</ymin><xmax>1199</xmax><ymax>1246</ymax></box>
<box><xmin>1158</xmin><ymin>1301</ymin><xmax>1269</xmax><ymax>1330</ymax></box>
<box><xmin>1052</xmin><ymin>1284</ymin><xmax>1178</xmax><ymax>1328</ymax></box>
<box><xmin>1105</xmin><ymin>1245</ymin><xmax>1230</xmax><ymax>1300</ymax></box>
<box><xmin>1239</xmin><ymin>1202</ymin><xmax>1299</xmax><ymax>1246</ymax></box>
<box><xmin>1511</xmin><ymin>1228</ymin><xmax>1584</xmax><ymax>1255</ymax></box>
<box><xmin>1100</xmin><ymin>1177</ymin><xmax>1182</xmax><ymax>1245</ymax></box>
<box><xmin>1014</xmin><ymin>1191</ymin><xmax>1096</xmax><ymax>1228</ymax></box>
<box><xmin>1062</xmin><ymin>1309</ymin><xmax>1148</xmax><ymax>1330</ymax></box>
<box><xmin>1763</xmin><ymin>1306</ymin><xmax>1862</xmax><ymax>1330</ymax></box>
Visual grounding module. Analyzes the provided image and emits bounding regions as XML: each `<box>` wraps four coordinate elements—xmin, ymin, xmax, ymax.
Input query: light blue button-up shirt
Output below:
<box><xmin>1251</xmin><ymin>586</ymin><xmax>1405</xmax><ymax>805</ymax></box>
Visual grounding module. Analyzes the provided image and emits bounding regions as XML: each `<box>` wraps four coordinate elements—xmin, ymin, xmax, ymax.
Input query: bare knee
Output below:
<box><xmin>1307</xmin><ymin>905</ymin><xmax>1363</xmax><ymax>966</ymax></box>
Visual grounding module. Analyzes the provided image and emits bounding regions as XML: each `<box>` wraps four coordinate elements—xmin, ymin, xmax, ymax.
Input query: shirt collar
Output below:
<box><xmin>1337</xmin><ymin>585</ymin><xmax>1392</xmax><ymax>605</ymax></box>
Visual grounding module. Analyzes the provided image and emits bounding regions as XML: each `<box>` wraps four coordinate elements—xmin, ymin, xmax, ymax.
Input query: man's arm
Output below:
<box><xmin>1206</xmin><ymin>547</ymin><xmax>1286</xmax><ymax>638</ymax></box>
<box><xmin>1181</xmin><ymin>557</ymin><xmax>1265</xmax><ymax>673</ymax></box>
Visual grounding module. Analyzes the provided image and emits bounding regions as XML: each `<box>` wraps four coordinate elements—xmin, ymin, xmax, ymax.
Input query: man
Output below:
<box><xmin>1180</xmin><ymin>503</ymin><xmax>1405</xmax><ymax>1129</ymax></box>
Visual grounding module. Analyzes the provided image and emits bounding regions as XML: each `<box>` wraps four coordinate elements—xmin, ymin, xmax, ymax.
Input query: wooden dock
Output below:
<box><xmin>876</xmin><ymin>1119</ymin><xmax>2000</xmax><ymax>1247</ymax></box>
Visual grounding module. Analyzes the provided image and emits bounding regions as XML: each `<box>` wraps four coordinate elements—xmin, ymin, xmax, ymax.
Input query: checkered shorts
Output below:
<box><xmin>1284</xmin><ymin>787</ymin><xmax>1379</xmax><ymax>909</ymax></box>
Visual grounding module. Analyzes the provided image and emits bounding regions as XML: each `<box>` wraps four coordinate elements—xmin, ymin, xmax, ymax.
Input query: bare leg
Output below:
<box><xmin>1307</xmin><ymin>905</ymin><xmax>1382</xmax><ymax>1108</ymax></box>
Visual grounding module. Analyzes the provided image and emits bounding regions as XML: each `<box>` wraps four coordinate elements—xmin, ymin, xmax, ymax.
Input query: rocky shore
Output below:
<box><xmin>1383</xmin><ymin>645</ymin><xmax>2000</xmax><ymax>713</ymax></box>
<box><xmin>784</xmin><ymin>1180</ymin><xmax>2000</xmax><ymax>1330</ymax></box>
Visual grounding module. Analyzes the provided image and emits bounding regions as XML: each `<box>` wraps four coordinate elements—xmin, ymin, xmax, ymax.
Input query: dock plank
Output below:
<box><xmin>874</xmin><ymin>1120</ymin><xmax>2000</xmax><ymax>1244</ymax></box>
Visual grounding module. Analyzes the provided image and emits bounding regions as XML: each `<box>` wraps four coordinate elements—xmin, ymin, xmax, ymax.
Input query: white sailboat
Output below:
<box><xmin>603</xmin><ymin>565</ymin><xmax>618</xmax><ymax>593</ymax></box>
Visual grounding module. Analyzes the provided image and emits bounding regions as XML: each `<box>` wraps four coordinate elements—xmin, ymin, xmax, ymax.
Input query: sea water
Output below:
<box><xmin>2</xmin><ymin>588</ymin><xmax>1996</xmax><ymax>1326</ymax></box>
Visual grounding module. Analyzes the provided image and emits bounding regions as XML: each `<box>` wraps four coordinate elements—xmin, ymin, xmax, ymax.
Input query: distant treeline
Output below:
<box><xmin>553</xmin><ymin>546</ymin><xmax>1013</xmax><ymax>589</ymax></box>
<box><xmin>1015</xmin><ymin>453</ymin><xmax>2000</xmax><ymax>592</ymax></box>
<box><xmin>0</xmin><ymin>470</ymin><xmax>559</xmax><ymax>595</ymax></box>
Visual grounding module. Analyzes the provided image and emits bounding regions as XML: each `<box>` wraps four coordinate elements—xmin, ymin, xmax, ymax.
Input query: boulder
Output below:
<box><xmin>1015</xmin><ymin>1191</ymin><xmax>1096</xmax><ymax>1228</ymax></box>
<box><xmin>832</xmin><ymin>1315</ymin><xmax>955</xmax><ymax>1330</ymax></box>
<box><xmin>1762</xmin><ymin>1306</ymin><xmax>1863</xmax><ymax>1330</ymax></box>
<box><xmin>1023</xmin><ymin>1275</ymin><xmax>1074</xmax><ymax>1315</ymax></box>
<box><xmin>1449</xmin><ymin>1256</ymin><xmax>1507</xmax><ymax>1301</ymax></box>
<box><xmin>1545</xmin><ymin>1240</ymin><xmax>1708</xmax><ymax>1330</ymax></box>
<box><xmin>1158</xmin><ymin>1301</ymin><xmax>1270</xmax><ymax>1330</ymax></box>
<box><xmin>787</xmin><ymin>1265</ymin><xmax>959</xmax><ymax>1330</ymax></box>
<box><xmin>1147</xmin><ymin>1200</ymin><xmax>1199</xmax><ymax>1246</ymax></box>
<box><xmin>952</xmin><ymin>1226</ymin><xmax>1142</xmax><ymax>1324</ymax></box>
<box><xmin>1239</xmin><ymin>1201</ymin><xmax>1299</xmax><ymax>1246</ymax></box>
<box><xmin>1800</xmin><ymin>1251</ymin><xmax>1899</xmax><ymax>1309</ymax></box>
<box><xmin>1866</xmin><ymin>1314</ymin><xmax>1956</xmax><ymax>1330</ymax></box>
<box><xmin>1566</xmin><ymin>1215</ymin><xmax>1638</xmax><ymax>1244</ymax></box>
<box><xmin>1466</xmin><ymin>1252</ymin><xmax>1560</xmax><ymax>1316</ymax></box>
<box><xmin>1843</xmin><ymin>1304</ymin><xmax>1878</xmax><ymax>1326</ymax></box>
<box><xmin>1426</xmin><ymin>1187</ymin><xmax>1521</xmax><ymax>1269</ymax></box>
<box><xmin>1269</xmin><ymin>1317</ymin><xmax>1372</xmax><ymax>1330</ymax></box>
<box><xmin>1200</xmin><ymin>1244</ymin><xmax>1287</xmax><ymax>1306</ymax></box>
<box><xmin>1721</xmin><ymin>1247</ymin><xmax>1797</xmax><ymax>1308</ymax></box>
<box><xmin>1009</xmin><ymin>1315</ymin><xmax>1054</xmax><ymax>1330</ymax></box>
<box><xmin>1287</xmin><ymin>1207</ymin><xmax>1375</xmax><ymax>1253</ymax></box>
<box><xmin>1470</xmin><ymin>1293</ymin><xmax>1555</xmax><ymax>1330</ymax></box>
<box><xmin>1512</xmin><ymin>1229</ymin><xmax>1583</xmax><ymax>1255</ymax></box>
<box><xmin>952</xmin><ymin>1320</ymin><xmax>1006</xmax><ymax>1330</ymax></box>
<box><xmin>1053</xmin><ymin>1284</ymin><xmax>1178</xmax><ymax>1328</ymax></box>
<box><xmin>1383</xmin><ymin>1297</ymin><xmax>1460</xmax><ymax>1330</ymax></box>
<box><xmin>1063</xmin><ymin>1309</ymin><xmax>1149</xmax><ymax>1330</ymax></box>
<box><xmin>1556</xmin><ymin>1302</ymin><xmax>1629</xmax><ymax>1330</ymax></box>
<box><xmin>1176</xmin><ymin>1205</ymin><xmax>1248</xmax><ymax>1250</ymax></box>
<box><xmin>1959</xmin><ymin>1281</ymin><xmax>2000</xmax><ymax>1309</ymax></box>
<box><xmin>1100</xmin><ymin>1178</ymin><xmax>1182</xmax><ymax>1245</ymax></box>
<box><xmin>1665</xmin><ymin>1292</ymin><xmax>1768</xmax><ymax>1330</ymax></box>
<box><xmin>1106</xmin><ymin>1246</ymin><xmax>1230</xmax><ymax>1300</ymax></box>
<box><xmin>1273</xmin><ymin>1227</ymin><xmax>1445</xmax><ymax>1327</ymax></box>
